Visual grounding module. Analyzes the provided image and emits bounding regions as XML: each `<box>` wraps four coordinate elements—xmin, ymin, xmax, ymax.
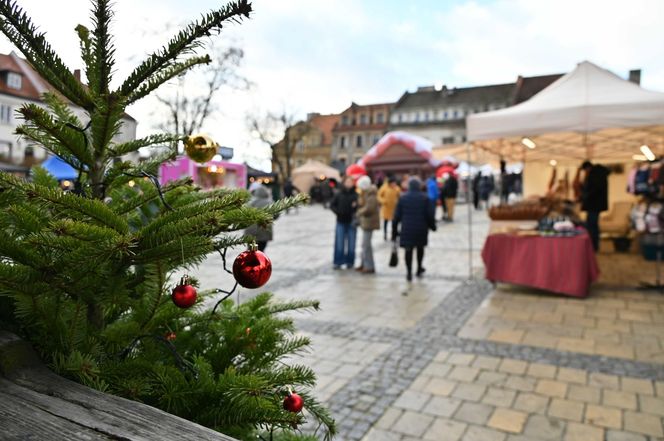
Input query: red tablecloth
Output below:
<box><xmin>482</xmin><ymin>232</ymin><xmax>600</xmax><ymax>297</ymax></box>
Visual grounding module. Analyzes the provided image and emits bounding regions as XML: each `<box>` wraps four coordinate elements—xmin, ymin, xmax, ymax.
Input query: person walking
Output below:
<box><xmin>283</xmin><ymin>178</ymin><xmax>299</xmax><ymax>214</ymax></box>
<box><xmin>479</xmin><ymin>174</ymin><xmax>494</xmax><ymax>209</ymax></box>
<box><xmin>441</xmin><ymin>173</ymin><xmax>459</xmax><ymax>222</ymax></box>
<box><xmin>426</xmin><ymin>175</ymin><xmax>439</xmax><ymax>219</ymax></box>
<box><xmin>472</xmin><ymin>173</ymin><xmax>481</xmax><ymax>210</ymax></box>
<box><xmin>330</xmin><ymin>176</ymin><xmax>358</xmax><ymax>269</ymax></box>
<box><xmin>393</xmin><ymin>177</ymin><xmax>436</xmax><ymax>282</ymax></box>
<box><xmin>245</xmin><ymin>185</ymin><xmax>274</xmax><ymax>252</ymax></box>
<box><xmin>377</xmin><ymin>177</ymin><xmax>401</xmax><ymax>241</ymax></box>
<box><xmin>356</xmin><ymin>176</ymin><xmax>380</xmax><ymax>274</ymax></box>
<box><xmin>580</xmin><ymin>160</ymin><xmax>610</xmax><ymax>251</ymax></box>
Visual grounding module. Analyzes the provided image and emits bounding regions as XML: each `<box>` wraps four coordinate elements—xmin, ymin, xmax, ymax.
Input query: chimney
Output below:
<box><xmin>73</xmin><ymin>69</ymin><xmax>81</xmax><ymax>82</ymax></box>
<box><xmin>628</xmin><ymin>69</ymin><xmax>641</xmax><ymax>85</ymax></box>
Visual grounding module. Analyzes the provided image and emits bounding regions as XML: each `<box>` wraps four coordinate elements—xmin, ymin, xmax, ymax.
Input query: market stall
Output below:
<box><xmin>358</xmin><ymin>131</ymin><xmax>442</xmax><ymax>178</ymax></box>
<box><xmin>291</xmin><ymin>159</ymin><xmax>341</xmax><ymax>195</ymax></box>
<box><xmin>466</xmin><ymin>60</ymin><xmax>664</xmax><ymax>295</ymax></box>
<box><xmin>160</xmin><ymin>156</ymin><xmax>247</xmax><ymax>189</ymax></box>
<box><xmin>40</xmin><ymin>155</ymin><xmax>78</xmax><ymax>190</ymax></box>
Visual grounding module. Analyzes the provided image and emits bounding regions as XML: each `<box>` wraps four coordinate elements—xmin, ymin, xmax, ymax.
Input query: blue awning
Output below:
<box><xmin>39</xmin><ymin>155</ymin><xmax>78</xmax><ymax>180</ymax></box>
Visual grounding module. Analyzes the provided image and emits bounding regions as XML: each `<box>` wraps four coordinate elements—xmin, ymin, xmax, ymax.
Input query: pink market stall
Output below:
<box><xmin>160</xmin><ymin>156</ymin><xmax>247</xmax><ymax>190</ymax></box>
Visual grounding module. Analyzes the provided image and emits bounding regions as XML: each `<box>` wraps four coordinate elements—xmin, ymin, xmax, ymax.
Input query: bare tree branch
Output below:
<box><xmin>246</xmin><ymin>110</ymin><xmax>314</xmax><ymax>181</ymax></box>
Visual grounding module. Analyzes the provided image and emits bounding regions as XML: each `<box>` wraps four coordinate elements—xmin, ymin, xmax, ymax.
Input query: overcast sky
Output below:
<box><xmin>1</xmin><ymin>0</ymin><xmax>662</xmax><ymax>168</ymax></box>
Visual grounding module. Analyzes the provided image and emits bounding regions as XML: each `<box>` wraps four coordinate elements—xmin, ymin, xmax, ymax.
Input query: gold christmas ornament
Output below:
<box><xmin>184</xmin><ymin>134</ymin><xmax>218</xmax><ymax>163</ymax></box>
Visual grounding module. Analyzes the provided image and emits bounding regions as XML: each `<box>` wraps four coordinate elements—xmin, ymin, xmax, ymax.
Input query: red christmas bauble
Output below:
<box><xmin>171</xmin><ymin>284</ymin><xmax>197</xmax><ymax>308</ymax></box>
<box><xmin>283</xmin><ymin>392</ymin><xmax>304</xmax><ymax>413</ymax></box>
<box><xmin>165</xmin><ymin>332</ymin><xmax>177</xmax><ymax>341</ymax></box>
<box><xmin>233</xmin><ymin>249</ymin><xmax>272</xmax><ymax>289</ymax></box>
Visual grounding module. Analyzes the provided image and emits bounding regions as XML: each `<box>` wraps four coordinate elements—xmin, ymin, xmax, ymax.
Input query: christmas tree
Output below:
<box><xmin>0</xmin><ymin>1</ymin><xmax>335</xmax><ymax>439</ymax></box>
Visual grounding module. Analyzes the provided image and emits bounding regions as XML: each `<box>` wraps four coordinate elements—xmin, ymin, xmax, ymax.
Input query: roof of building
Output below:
<box><xmin>342</xmin><ymin>101</ymin><xmax>394</xmax><ymax>112</ymax></box>
<box><xmin>511</xmin><ymin>73</ymin><xmax>563</xmax><ymax>104</ymax></box>
<box><xmin>0</xmin><ymin>51</ymin><xmax>136</xmax><ymax>121</ymax></box>
<box><xmin>0</xmin><ymin>53</ymin><xmax>45</xmax><ymax>101</ymax></box>
<box><xmin>307</xmin><ymin>113</ymin><xmax>339</xmax><ymax>146</ymax></box>
<box><xmin>394</xmin><ymin>83</ymin><xmax>515</xmax><ymax>111</ymax></box>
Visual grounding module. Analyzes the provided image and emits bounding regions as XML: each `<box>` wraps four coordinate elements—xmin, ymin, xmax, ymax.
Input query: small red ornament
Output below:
<box><xmin>165</xmin><ymin>332</ymin><xmax>177</xmax><ymax>341</ymax></box>
<box><xmin>283</xmin><ymin>390</ymin><xmax>304</xmax><ymax>413</ymax></box>
<box><xmin>171</xmin><ymin>276</ymin><xmax>197</xmax><ymax>308</ymax></box>
<box><xmin>233</xmin><ymin>245</ymin><xmax>272</xmax><ymax>289</ymax></box>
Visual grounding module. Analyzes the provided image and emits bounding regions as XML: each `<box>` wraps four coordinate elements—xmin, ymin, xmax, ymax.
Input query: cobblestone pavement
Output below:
<box><xmin>197</xmin><ymin>204</ymin><xmax>664</xmax><ymax>441</ymax></box>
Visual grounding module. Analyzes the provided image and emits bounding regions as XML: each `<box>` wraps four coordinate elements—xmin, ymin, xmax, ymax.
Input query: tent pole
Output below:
<box><xmin>466</xmin><ymin>142</ymin><xmax>473</xmax><ymax>280</ymax></box>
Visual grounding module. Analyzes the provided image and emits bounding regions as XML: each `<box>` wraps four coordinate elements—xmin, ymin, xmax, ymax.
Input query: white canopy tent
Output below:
<box><xmin>291</xmin><ymin>159</ymin><xmax>341</xmax><ymax>194</ymax></box>
<box><xmin>459</xmin><ymin>61</ymin><xmax>664</xmax><ymax>279</ymax></box>
<box><xmin>467</xmin><ymin>61</ymin><xmax>664</xmax><ymax>162</ymax></box>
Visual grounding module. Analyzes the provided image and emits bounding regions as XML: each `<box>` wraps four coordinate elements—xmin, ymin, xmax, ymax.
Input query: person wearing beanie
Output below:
<box><xmin>356</xmin><ymin>175</ymin><xmax>380</xmax><ymax>274</ymax></box>
<box><xmin>393</xmin><ymin>177</ymin><xmax>436</xmax><ymax>282</ymax></box>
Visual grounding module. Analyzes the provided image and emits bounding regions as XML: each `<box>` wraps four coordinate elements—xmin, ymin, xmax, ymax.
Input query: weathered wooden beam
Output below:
<box><xmin>0</xmin><ymin>331</ymin><xmax>237</xmax><ymax>441</ymax></box>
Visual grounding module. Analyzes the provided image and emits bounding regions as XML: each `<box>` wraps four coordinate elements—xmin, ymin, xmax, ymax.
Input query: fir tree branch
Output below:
<box><xmin>89</xmin><ymin>92</ymin><xmax>124</xmax><ymax>157</ymax></box>
<box><xmin>42</xmin><ymin>92</ymin><xmax>85</xmax><ymax>128</ymax></box>
<box><xmin>126</xmin><ymin>56</ymin><xmax>211</xmax><ymax>105</ymax></box>
<box><xmin>89</xmin><ymin>0</ymin><xmax>114</xmax><ymax>96</ymax></box>
<box><xmin>0</xmin><ymin>173</ymin><xmax>129</xmax><ymax>234</ymax></box>
<box><xmin>0</xmin><ymin>0</ymin><xmax>93</xmax><ymax>108</ymax></box>
<box><xmin>75</xmin><ymin>24</ymin><xmax>92</xmax><ymax>68</ymax></box>
<box><xmin>16</xmin><ymin>104</ymin><xmax>93</xmax><ymax>165</ymax></box>
<box><xmin>109</xmin><ymin>133</ymin><xmax>184</xmax><ymax>157</ymax></box>
<box><xmin>117</xmin><ymin>0</ymin><xmax>251</xmax><ymax>98</ymax></box>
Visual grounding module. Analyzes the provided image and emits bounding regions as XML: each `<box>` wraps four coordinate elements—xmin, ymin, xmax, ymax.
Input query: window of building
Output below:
<box><xmin>0</xmin><ymin>141</ymin><xmax>11</xmax><ymax>160</ymax></box>
<box><xmin>339</xmin><ymin>136</ymin><xmax>346</xmax><ymax>149</ymax></box>
<box><xmin>356</xmin><ymin>135</ymin><xmax>363</xmax><ymax>148</ymax></box>
<box><xmin>397</xmin><ymin>114</ymin><xmax>403</xmax><ymax>123</ymax></box>
<box><xmin>443</xmin><ymin>111</ymin><xmax>448</xmax><ymax>120</ymax></box>
<box><xmin>461</xmin><ymin>135</ymin><xmax>467</xmax><ymax>143</ymax></box>
<box><xmin>452</xmin><ymin>110</ymin><xmax>458</xmax><ymax>119</ymax></box>
<box><xmin>423</xmin><ymin>112</ymin><xmax>429</xmax><ymax>122</ymax></box>
<box><xmin>342</xmin><ymin>115</ymin><xmax>349</xmax><ymax>126</ymax></box>
<box><xmin>0</xmin><ymin>104</ymin><xmax>11</xmax><ymax>124</ymax></box>
<box><xmin>296</xmin><ymin>140</ymin><xmax>305</xmax><ymax>153</ymax></box>
<box><xmin>372</xmin><ymin>135</ymin><xmax>380</xmax><ymax>145</ymax></box>
<box><xmin>415</xmin><ymin>113</ymin><xmax>420</xmax><ymax>122</ymax></box>
<box><xmin>7</xmin><ymin>72</ymin><xmax>21</xmax><ymax>90</ymax></box>
<box><xmin>442</xmin><ymin>136</ymin><xmax>455</xmax><ymax>144</ymax></box>
<box><xmin>376</xmin><ymin>113</ymin><xmax>384</xmax><ymax>123</ymax></box>
<box><xmin>24</xmin><ymin>145</ymin><xmax>34</xmax><ymax>160</ymax></box>
<box><xmin>354</xmin><ymin>156</ymin><xmax>362</xmax><ymax>163</ymax></box>
<box><xmin>359</xmin><ymin>114</ymin><xmax>368</xmax><ymax>125</ymax></box>
<box><xmin>338</xmin><ymin>156</ymin><xmax>347</xmax><ymax>166</ymax></box>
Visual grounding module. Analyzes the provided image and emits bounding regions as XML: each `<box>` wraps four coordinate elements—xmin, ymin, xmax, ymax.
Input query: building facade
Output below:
<box><xmin>330</xmin><ymin>102</ymin><xmax>393</xmax><ymax>170</ymax></box>
<box><xmin>0</xmin><ymin>51</ymin><xmax>137</xmax><ymax>167</ymax></box>
<box><xmin>271</xmin><ymin>112</ymin><xmax>340</xmax><ymax>181</ymax></box>
<box><xmin>387</xmin><ymin>74</ymin><xmax>569</xmax><ymax>148</ymax></box>
<box><xmin>388</xmin><ymin>83</ymin><xmax>515</xmax><ymax>146</ymax></box>
<box><xmin>293</xmin><ymin>113</ymin><xmax>339</xmax><ymax>167</ymax></box>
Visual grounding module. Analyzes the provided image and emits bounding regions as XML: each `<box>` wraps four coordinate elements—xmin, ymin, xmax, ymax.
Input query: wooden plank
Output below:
<box><xmin>0</xmin><ymin>332</ymin><xmax>237</xmax><ymax>441</ymax></box>
<box><xmin>0</xmin><ymin>388</ymin><xmax>114</xmax><ymax>440</ymax></box>
<box><xmin>7</xmin><ymin>371</ymin><xmax>232</xmax><ymax>441</ymax></box>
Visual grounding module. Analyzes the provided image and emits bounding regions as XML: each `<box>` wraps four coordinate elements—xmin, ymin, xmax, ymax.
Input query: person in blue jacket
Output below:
<box><xmin>426</xmin><ymin>175</ymin><xmax>439</xmax><ymax>218</ymax></box>
<box><xmin>393</xmin><ymin>177</ymin><xmax>437</xmax><ymax>282</ymax></box>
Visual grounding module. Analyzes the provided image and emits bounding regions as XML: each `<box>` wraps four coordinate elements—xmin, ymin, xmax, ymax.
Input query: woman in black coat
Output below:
<box><xmin>393</xmin><ymin>177</ymin><xmax>436</xmax><ymax>282</ymax></box>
